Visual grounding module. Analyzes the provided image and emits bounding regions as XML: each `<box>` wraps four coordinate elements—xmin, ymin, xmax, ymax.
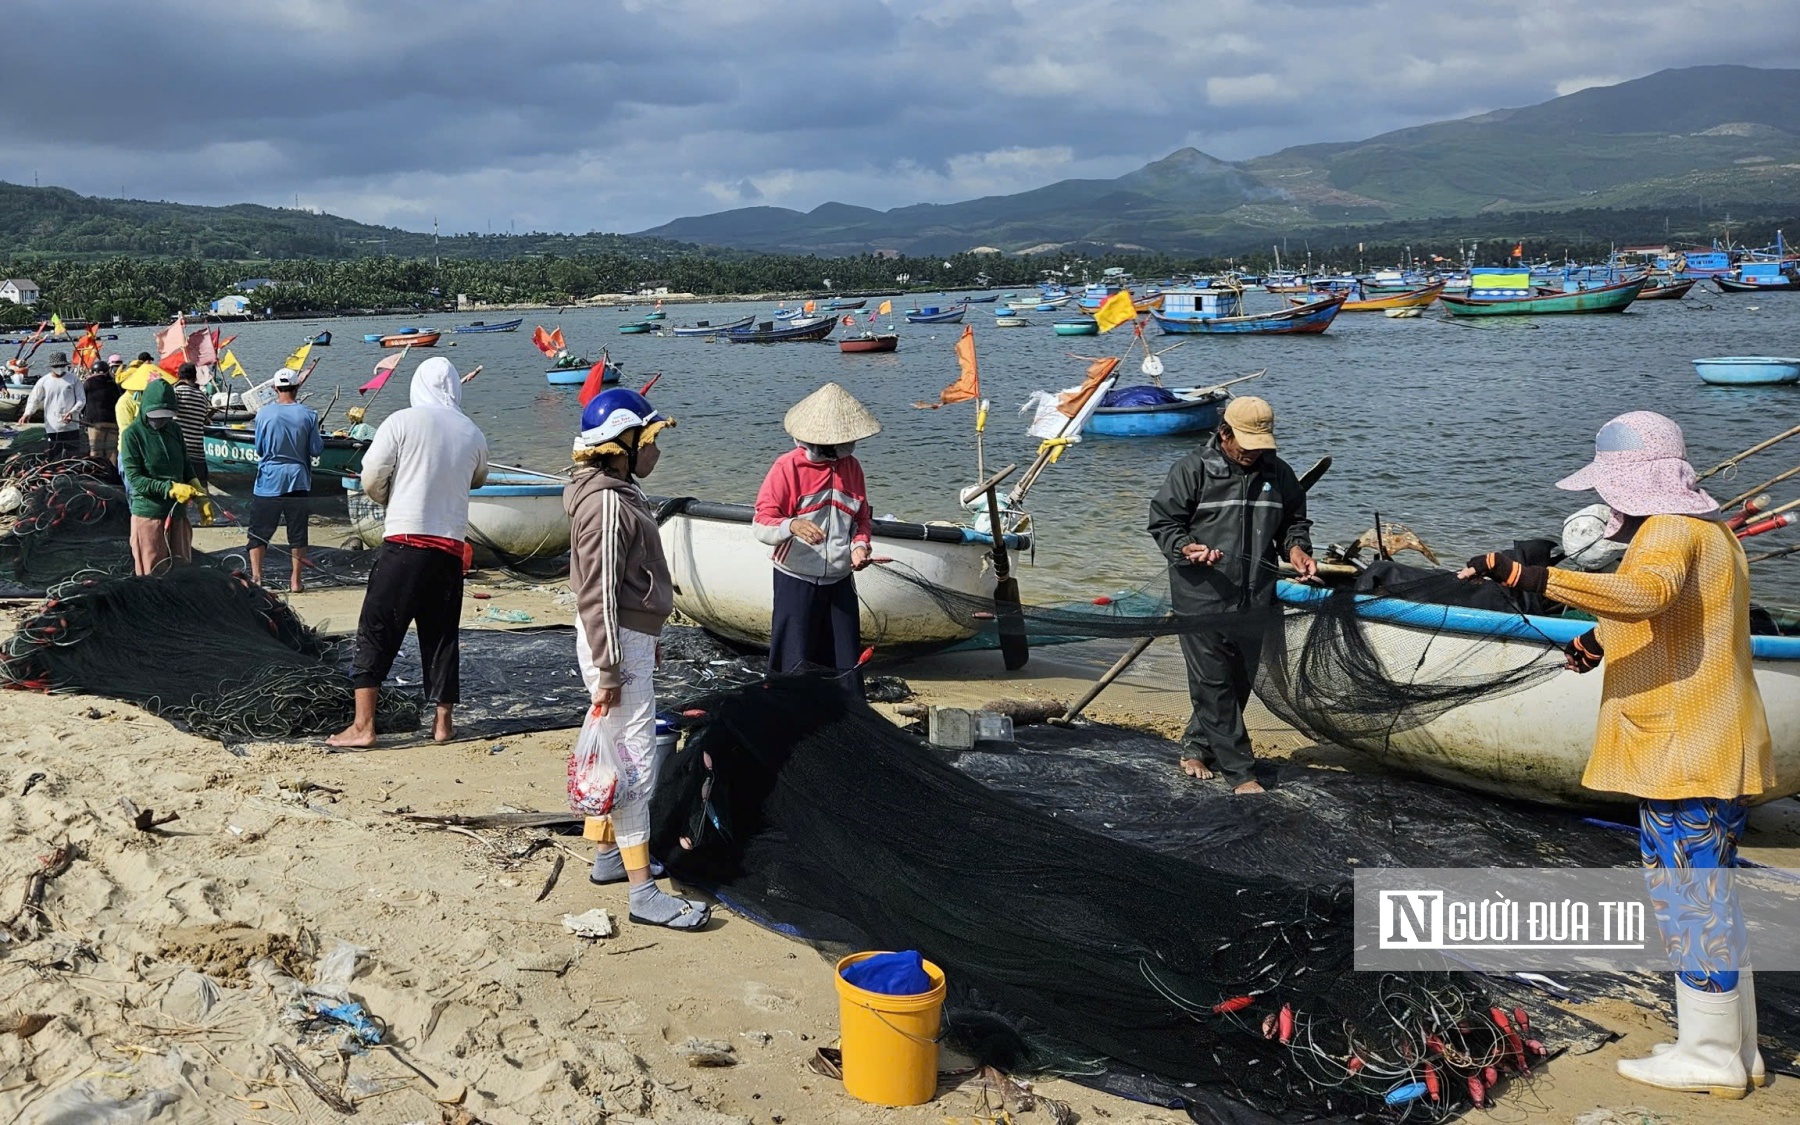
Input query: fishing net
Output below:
<box><xmin>651</xmin><ymin>675</ymin><xmax>1538</xmax><ymax>1121</ymax></box>
<box><xmin>1</xmin><ymin>568</ymin><xmax>420</xmax><ymax>740</ymax></box>
<box><xmin>0</xmin><ymin>453</ymin><xmax>133</xmax><ymax>587</ymax></box>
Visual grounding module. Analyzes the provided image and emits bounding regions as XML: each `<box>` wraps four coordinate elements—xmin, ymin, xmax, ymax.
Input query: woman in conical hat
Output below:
<box><xmin>752</xmin><ymin>382</ymin><xmax>882</xmax><ymax>684</ymax></box>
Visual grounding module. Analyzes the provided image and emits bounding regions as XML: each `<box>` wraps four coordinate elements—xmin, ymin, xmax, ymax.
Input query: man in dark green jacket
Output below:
<box><xmin>1147</xmin><ymin>397</ymin><xmax>1316</xmax><ymax>794</ymax></box>
<box><xmin>120</xmin><ymin>379</ymin><xmax>208</xmax><ymax>575</ymax></box>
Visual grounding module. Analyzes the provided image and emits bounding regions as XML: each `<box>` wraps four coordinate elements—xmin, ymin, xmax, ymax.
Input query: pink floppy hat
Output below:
<box><xmin>1556</xmin><ymin>411</ymin><xmax>1718</xmax><ymax>528</ymax></box>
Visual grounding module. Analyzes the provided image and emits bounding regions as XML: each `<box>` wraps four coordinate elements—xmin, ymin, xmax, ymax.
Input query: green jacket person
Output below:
<box><xmin>119</xmin><ymin>380</ymin><xmax>211</xmax><ymax>574</ymax></box>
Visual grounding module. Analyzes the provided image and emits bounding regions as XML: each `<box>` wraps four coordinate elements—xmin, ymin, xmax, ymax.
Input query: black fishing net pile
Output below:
<box><xmin>1</xmin><ymin>568</ymin><xmax>419</xmax><ymax>740</ymax></box>
<box><xmin>652</xmin><ymin>676</ymin><xmax>1538</xmax><ymax>1122</ymax></box>
<box><xmin>0</xmin><ymin>454</ymin><xmax>133</xmax><ymax>587</ymax></box>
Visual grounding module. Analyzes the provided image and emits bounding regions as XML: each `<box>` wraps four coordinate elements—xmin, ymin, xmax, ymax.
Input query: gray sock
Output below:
<box><xmin>627</xmin><ymin>880</ymin><xmax>710</xmax><ymax>930</ymax></box>
<box><xmin>590</xmin><ymin>848</ymin><xmax>664</xmax><ymax>885</ymax></box>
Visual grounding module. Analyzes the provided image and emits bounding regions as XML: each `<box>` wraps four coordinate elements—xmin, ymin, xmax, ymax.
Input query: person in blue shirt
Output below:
<box><xmin>248</xmin><ymin>370</ymin><xmax>324</xmax><ymax>592</ymax></box>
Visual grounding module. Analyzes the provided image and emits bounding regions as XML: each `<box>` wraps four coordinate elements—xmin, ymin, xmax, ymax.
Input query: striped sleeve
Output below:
<box><xmin>576</xmin><ymin>488</ymin><xmax>627</xmax><ymax>690</ymax></box>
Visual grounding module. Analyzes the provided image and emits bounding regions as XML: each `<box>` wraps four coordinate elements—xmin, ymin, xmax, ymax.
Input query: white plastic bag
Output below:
<box><xmin>567</xmin><ymin>703</ymin><xmax>656</xmax><ymax>817</ymax></box>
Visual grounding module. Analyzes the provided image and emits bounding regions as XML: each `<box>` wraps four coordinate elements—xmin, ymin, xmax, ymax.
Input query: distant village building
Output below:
<box><xmin>636</xmin><ymin>283</ymin><xmax>671</xmax><ymax>297</ymax></box>
<box><xmin>234</xmin><ymin>278</ymin><xmax>277</xmax><ymax>292</ymax></box>
<box><xmin>211</xmin><ymin>294</ymin><xmax>253</xmax><ymax>317</ymax></box>
<box><xmin>0</xmin><ymin>279</ymin><xmax>41</xmax><ymax>305</ymax></box>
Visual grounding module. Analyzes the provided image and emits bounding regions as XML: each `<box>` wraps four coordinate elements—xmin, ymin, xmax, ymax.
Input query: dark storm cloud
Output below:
<box><xmin>4</xmin><ymin>0</ymin><xmax>1796</xmax><ymax>233</ymax></box>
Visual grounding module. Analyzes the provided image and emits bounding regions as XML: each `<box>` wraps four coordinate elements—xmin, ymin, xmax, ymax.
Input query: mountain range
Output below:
<box><xmin>635</xmin><ymin>66</ymin><xmax>1800</xmax><ymax>256</ymax></box>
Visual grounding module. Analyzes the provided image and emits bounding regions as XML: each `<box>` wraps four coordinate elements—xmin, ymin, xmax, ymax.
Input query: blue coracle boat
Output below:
<box><xmin>1693</xmin><ymin>356</ymin><xmax>1800</xmax><ymax>386</ymax></box>
<box><xmin>546</xmin><ymin>357</ymin><xmax>619</xmax><ymax>386</ymax></box>
<box><xmin>904</xmin><ymin>306</ymin><xmax>967</xmax><ymax>324</ymax></box>
<box><xmin>1085</xmin><ymin>386</ymin><xmax>1228</xmax><ymax>438</ymax></box>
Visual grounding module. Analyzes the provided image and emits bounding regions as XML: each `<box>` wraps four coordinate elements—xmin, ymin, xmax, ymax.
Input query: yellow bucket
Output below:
<box><xmin>834</xmin><ymin>951</ymin><xmax>946</xmax><ymax>1107</ymax></box>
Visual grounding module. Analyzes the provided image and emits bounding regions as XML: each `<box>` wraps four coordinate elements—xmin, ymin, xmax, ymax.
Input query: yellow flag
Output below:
<box><xmin>220</xmin><ymin>350</ymin><xmax>248</xmax><ymax>379</ymax></box>
<box><xmin>877</xmin><ymin>299</ymin><xmax>893</xmax><ymax>316</ymax></box>
<box><xmin>50</xmin><ymin>313</ymin><xmax>67</xmax><ymax>337</ymax></box>
<box><xmin>1094</xmin><ymin>289</ymin><xmax>1136</xmax><ymax>333</ymax></box>
<box><xmin>283</xmin><ymin>342</ymin><xmax>312</xmax><ymax>371</ymax></box>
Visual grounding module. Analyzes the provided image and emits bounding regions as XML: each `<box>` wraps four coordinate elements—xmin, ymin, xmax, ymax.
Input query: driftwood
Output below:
<box><xmin>271</xmin><ymin>1043</ymin><xmax>356</xmax><ymax>1114</ymax></box>
<box><xmin>534</xmin><ymin>854</ymin><xmax>566</xmax><ymax>903</ymax></box>
<box><xmin>979</xmin><ymin>698</ymin><xmax>1068</xmax><ymax>726</ymax></box>
<box><xmin>397</xmin><ymin>811</ymin><xmax>580</xmax><ymax>829</ymax></box>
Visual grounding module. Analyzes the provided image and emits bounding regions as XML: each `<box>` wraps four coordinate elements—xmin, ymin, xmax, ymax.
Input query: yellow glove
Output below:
<box><xmin>198</xmin><ymin>499</ymin><xmax>217</xmax><ymax>527</ymax></box>
<box><xmin>169</xmin><ymin>483</ymin><xmax>197</xmax><ymax>504</ymax></box>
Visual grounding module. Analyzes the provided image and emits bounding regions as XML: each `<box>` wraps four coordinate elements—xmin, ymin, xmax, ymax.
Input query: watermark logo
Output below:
<box><xmin>1377</xmin><ymin>888</ymin><xmax>1645</xmax><ymax>951</ymax></box>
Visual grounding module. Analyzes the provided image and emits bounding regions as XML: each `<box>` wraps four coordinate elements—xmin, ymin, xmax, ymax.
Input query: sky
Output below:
<box><xmin>6</xmin><ymin>0</ymin><xmax>1797</xmax><ymax>235</ymax></box>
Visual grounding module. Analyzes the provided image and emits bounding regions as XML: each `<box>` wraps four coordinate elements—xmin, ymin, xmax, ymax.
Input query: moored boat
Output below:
<box><xmin>1153</xmin><ymin>294</ymin><xmax>1345</xmax><ymax>336</ymax></box>
<box><xmin>959</xmin><ymin>294</ymin><xmax>999</xmax><ymax>304</ymax></box>
<box><xmin>838</xmin><ymin>333</ymin><xmax>898</xmax><ymax>353</ymax></box>
<box><xmin>1714</xmin><ymin>262</ymin><xmax>1800</xmax><ymax>293</ymax></box>
<box><xmin>453</xmin><ymin>317</ymin><xmax>525</xmax><ymax>334</ymax></box>
<box><xmin>643</xmin><ymin>310</ymin><xmax>667</xmax><ymax>321</ymax></box>
<box><xmin>1303</xmin><ymin>282</ymin><xmax>1443</xmax><ymax>312</ymax></box>
<box><xmin>307</xmin><ymin>330</ymin><xmax>332</xmax><ymax>346</ymax></box>
<box><xmin>346</xmin><ymin>468</ymin><xmax>572</xmax><ymax>565</ymax></box>
<box><xmin>1268</xmin><ymin>581</ymin><xmax>1800</xmax><ymax>807</ymax></box>
<box><xmin>203</xmin><ymin>425</ymin><xmax>367</xmax><ymax>477</ymax></box>
<box><xmin>994</xmin><ymin>315</ymin><xmax>1031</xmax><ymax>328</ymax></box>
<box><xmin>725</xmin><ymin>315</ymin><xmax>838</xmax><ymax>344</ymax></box>
<box><xmin>546</xmin><ymin>357</ymin><xmax>617</xmax><ymax>386</ymax></box>
<box><xmin>1084</xmin><ymin>386</ymin><xmax>1228</xmax><ymax>438</ymax></box>
<box><xmin>1692</xmin><ymin>356</ymin><xmax>1800</xmax><ymax>386</ymax></box>
<box><xmin>825</xmin><ymin>298</ymin><xmax>868</xmax><ymax>311</ymax></box>
<box><xmin>1438</xmin><ymin>275</ymin><xmax>1645</xmax><ymax>316</ymax></box>
<box><xmin>1384</xmin><ymin>307</ymin><xmax>1425</xmax><ymax>319</ymax></box>
<box><xmin>379</xmin><ymin>330</ymin><xmax>440</xmax><ymax>347</ymax></box>
<box><xmin>361</xmin><ymin>333</ymin><xmax>384</xmax><ymax>343</ymax></box>
<box><xmin>672</xmin><ymin>315</ymin><xmax>756</xmax><ymax>337</ymax></box>
<box><xmin>904</xmin><ymin>306</ymin><xmax>967</xmax><ymax>324</ymax></box>
<box><xmin>654</xmin><ymin>497</ymin><xmax>1031</xmax><ymax>651</ymax></box>
<box><xmin>618</xmin><ymin>322</ymin><xmax>655</xmax><ymax>334</ymax></box>
<box><xmin>1634</xmin><ymin>278</ymin><xmax>1696</xmax><ymax>301</ymax></box>
<box><xmin>1053</xmin><ymin>318</ymin><xmax>1098</xmax><ymax>336</ymax></box>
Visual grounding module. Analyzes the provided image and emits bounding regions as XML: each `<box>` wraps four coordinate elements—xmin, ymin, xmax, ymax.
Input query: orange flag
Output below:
<box><xmin>803</xmin><ymin>299</ymin><xmax>816</xmax><ymax>315</ymax></box>
<box><xmin>1094</xmin><ymin>289</ymin><xmax>1136</xmax><ymax>333</ymax></box>
<box><xmin>1058</xmin><ymin>357</ymin><xmax>1119</xmax><ymax>417</ymax></box>
<box><xmin>532</xmin><ymin>325</ymin><xmax>557</xmax><ymax>356</ymax></box>
<box><xmin>877</xmin><ymin>299</ymin><xmax>893</xmax><ymax>316</ymax></box>
<box><xmin>914</xmin><ymin>325</ymin><xmax>979</xmax><ymax>409</ymax></box>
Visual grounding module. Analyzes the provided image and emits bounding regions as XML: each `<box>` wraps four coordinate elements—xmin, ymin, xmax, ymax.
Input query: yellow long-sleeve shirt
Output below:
<box><xmin>1544</xmin><ymin>514</ymin><xmax>1773</xmax><ymax>801</ymax></box>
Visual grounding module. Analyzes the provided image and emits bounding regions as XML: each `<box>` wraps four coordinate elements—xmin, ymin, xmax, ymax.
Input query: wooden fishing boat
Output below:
<box><xmin>825</xmin><ymin>298</ymin><xmax>867</xmax><ymax>311</ymax></box>
<box><xmin>202</xmin><ymin>425</ymin><xmax>368</xmax><ymax>477</ymax></box>
<box><xmin>1715</xmin><ymin>265</ymin><xmax>1800</xmax><ymax>293</ymax></box>
<box><xmin>959</xmin><ymin>294</ymin><xmax>999</xmax><ymax>304</ymax></box>
<box><xmin>1633</xmin><ymin>278</ymin><xmax>1696</xmax><ymax>301</ymax></box>
<box><xmin>672</xmin><ymin>315</ymin><xmax>756</xmax><ymax>337</ymax></box>
<box><xmin>1053</xmin><ymin>318</ymin><xmax>1098</xmax><ymax>336</ymax></box>
<box><xmin>379</xmin><ymin>330</ymin><xmax>440</xmax><ymax>347</ymax></box>
<box><xmin>839</xmin><ymin>333</ymin><xmax>898</xmax><ymax>353</ymax></box>
<box><xmin>994</xmin><ymin>316</ymin><xmax>1031</xmax><ymax>328</ymax></box>
<box><xmin>1296</xmin><ymin>282</ymin><xmax>1443</xmax><ymax>312</ymax></box>
<box><xmin>1153</xmin><ymin>294</ymin><xmax>1346</xmax><ymax>336</ymax></box>
<box><xmin>725</xmin><ymin>315</ymin><xmax>837</xmax><ymax>344</ymax></box>
<box><xmin>1439</xmin><ymin>276</ymin><xmax>1646</xmax><ymax>316</ymax></box>
<box><xmin>453</xmin><ymin>317</ymin><xmax>524</xmax><ymax>333</ymax></box>
<box><xmin>1034</xmin><ymin>295</ymin><xmax>1073</xmax><ymax>310</ymax></box>
<box><xmin>1085</xmin><ymin>387</ymin><xmax>1228</xmax><ymax>438</ymax></box>
<box><xmin>1692</xmin><ymin>356</ymin><xmax>1800</xmax><ymax>386</ymax></box>
<box><xmin>904</xmin><ymin>306</ymin><xmax>967</xmax><ymax>324</ymax></box>
<box><xmin>346</xmin><ymin>469</ymin><xmax>571</xmax><ymax>565</ymax></box>
<box><xmin>546</xmin><ymin>358</ymin><xmax>618</xmax><ymax>386</ymax></box>
<box><xmin>1384</xmin><ymin>307</ymin><xmax>1425</xmax><ymax>319</ymax></box>
<box><xmin>1270</xmin><ymin>582</ymin><xmax>1800</xmax><ymax>807</ymax></box>
<box><xmin>618</xmin><ymin>322</ymin><xmax>655</xmax><ymax>334</ymax></box>
<box><xmin>307</xmin><ymin>330</ymin><xmax>332</xmax><ymax>346</ymax></box>
<box><xmin>653</xmin><ymin>497</ymin><xmax>1032</xmax><ymax>652</ymax></box>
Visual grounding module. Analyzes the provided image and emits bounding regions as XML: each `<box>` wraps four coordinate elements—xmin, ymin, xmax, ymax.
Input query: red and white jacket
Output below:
<box><xmin>752</xmin><ymin>447</ymin><xmax>872</xmax><ymax>583</ymax></box>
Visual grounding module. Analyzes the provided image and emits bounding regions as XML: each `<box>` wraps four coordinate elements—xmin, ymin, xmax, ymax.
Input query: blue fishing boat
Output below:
<box><xmin>644</xmin><ymin>310</ymin><xmax>666</xmax><ymax>321</ymax></box>
<box><xmin>1053</xmin><ymin>318</ymin><xmax>1098</xmax><ymax>336</ymax></box>
<box><xmin>825</xmin><ymin>298</ymin><xmax>868</xmax><ymax>311</ymax></box>
<box><xmin>618</xmin><ymin>322</ymin><xmax>655</xmax><ymax>334</ymax></box>
<box><xmin>1693</xmin><ymin>356</ymin><xmax>1800</xmax><ymax>386</ymax></box>
<box><xmin>773</xmin><ymin>307</ymin><xmax>805</xmax><ymax>321</ymax></box>
<box><xmin>672</xmin><ymin>314</ymin><xmax>756</xmax><ymax>337</ymax></box>
<box><xmin>904</xmin><ymin>306</ymin><xmax>966</xmax><ymax>324</ymax></box>
<box><xmin>1085</xmin><ymin>386</ymin><xmax>1228</xmax><ymax>438</ymax></box>
<box><xmin>546</xmin><ymin>357</ymin><xmax>618</xmax><ymax>386</ymax></box>
<box><xmin>1153</xmin><ymin>293</ymin><xmax>1345</xmax><ymax>335</ymax></box>
<box><xmin>306</xmin><ymin>330</ymin><xmax>332</xmax><ymax>346</ymax></box>
<box><xmin>960</xmin><ymin>294</ymin><xmax>999</xmax><ymax>304</ymax></box>
<box><xmin>362</xmin><ymin>333</ymin><xmax>384</xmax><ymax>343</ymax></box>
<box><xmin>725</xmin><ymin>315</ymin><xmax>838</xmax><ymax>343</ymax></box>
<box><xmin>1715</xmin><ymin>260</ymin><xmax>1800</xmax><ymax>292</ymax></box>
<box><xmin>454</xmin><ymin>317</ymin><xmax>524</xmax><ymax>334</ymax></box>
<box><xmin>1673</xmin><ymin>249</ymin><xmax>1735</xmax><ymax>280</ymax></box>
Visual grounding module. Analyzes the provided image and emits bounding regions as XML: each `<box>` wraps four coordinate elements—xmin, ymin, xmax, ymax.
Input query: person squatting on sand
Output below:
<box><xmin>564</xmin><ymin>388</ymin><xmax>710</xmax><ymax>930</ymax></box>
<box><xmin>329</xmin><ymin>357</ymin><xmax>488</xmax><ymax>748</ymax></box>
<box><xmin>1464</xmin><ymin>410</ymin><xmax>1774</xmax><ymax>1099</ymax></box>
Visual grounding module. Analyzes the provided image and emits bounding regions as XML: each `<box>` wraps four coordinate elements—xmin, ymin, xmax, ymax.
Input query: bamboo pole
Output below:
<box><xmin>1724</xmin><ymin>463</ymin><xmax>1800</xmax><ymax>510</ymax></box>
<box><xmin>1697</xmin><ymin>424</ymin><xmax>1800</xmax><ymax>481</ymax></box>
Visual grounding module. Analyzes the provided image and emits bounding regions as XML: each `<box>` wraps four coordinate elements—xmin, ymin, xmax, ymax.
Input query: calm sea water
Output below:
<box><xmin>204</xmin><ymin>289</ymin><xmax>1800</xmax><ymax>604</ymax></box>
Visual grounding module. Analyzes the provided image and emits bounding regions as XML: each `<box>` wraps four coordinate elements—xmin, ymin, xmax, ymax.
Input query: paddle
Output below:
<box><xmin>966</xmin><ymin>462</ymin><xmax>1027</xmax><ymax>670</ymax></box>
<box><xmin>1698</xmin><ymin>424</ymin><xmax>1800</xmax><ymax>481</ymax></box>
<box><xmin>1049</xmin><ymin>454</ymin><xmax>1334</xmax><ymax>727</ymax></box>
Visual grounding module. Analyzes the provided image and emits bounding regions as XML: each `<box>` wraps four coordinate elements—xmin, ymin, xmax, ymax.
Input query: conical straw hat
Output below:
<box><xmin>783</xmin><ymin>382</ymin><xmax>882</xmax><ymax>445</ymax></box>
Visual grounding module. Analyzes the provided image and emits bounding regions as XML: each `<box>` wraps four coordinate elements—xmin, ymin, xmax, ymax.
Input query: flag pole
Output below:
<box><xmin>360</xmin><ymin>343</ymin><xmax>412</xmax><ymax>415</ymax></box>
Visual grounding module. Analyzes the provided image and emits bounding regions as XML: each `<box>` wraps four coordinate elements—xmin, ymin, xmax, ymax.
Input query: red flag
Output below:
<box><xmin>1058</xmin><ymin>356</ymin><xmax>1119</xmax><ymax>418</ymax></box>
<box><xmin>187</xmin><ymin>327</ymin><xmax>217</xmax><ymax>367</ymax></box>
<box><xmin>360</xmin><ymin>351</ymin><xmax>405</xmax><ymax>394</ymax></box>
<box><xmin>156</xmin><ymin>315</ymin><xmax>187</xmax><ymax>359</ymax></box>
<box><xmin>1511</xmin><ymin>243</ymin><xmax>1524</xmax><ymax>258</ymax></box>
<box><xmin>532</xmin><ymin>325</ymin><xmax>558</xmax><ymax>357</ymax></box>
<box><xmin>578</xmin><ymin>357</ymin><xmax>613</xmax><ymax>406</ymax></box>
<box><xmin>157</xmin><ymin>351</ymin><xmax>184</xmax><ymax>375</ymax></box>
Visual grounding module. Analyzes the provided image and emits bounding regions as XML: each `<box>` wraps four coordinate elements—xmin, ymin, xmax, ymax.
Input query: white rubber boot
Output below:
<box><xmin>1650</xmin><ymin>970</ymin><xmax>1766</xmax><ymax>1087</ymax></box>
<box><xmin>1618</xmin><ymin>980</ymin><xmax>1748</xmax><ymax>1098</ymax></box>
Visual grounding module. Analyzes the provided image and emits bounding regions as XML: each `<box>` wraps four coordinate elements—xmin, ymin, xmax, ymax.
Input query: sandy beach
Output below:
<box><xmin>2</xmin><ymin>527</ymin><xmax>1796</xmax><ymax>1124</ymax></box>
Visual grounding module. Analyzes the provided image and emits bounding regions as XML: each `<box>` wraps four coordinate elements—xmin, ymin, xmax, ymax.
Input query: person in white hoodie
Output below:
<box><xmin>328</xmin><ymin>357</ymin><xmax>489</xmax><ymax>748</ymax></box>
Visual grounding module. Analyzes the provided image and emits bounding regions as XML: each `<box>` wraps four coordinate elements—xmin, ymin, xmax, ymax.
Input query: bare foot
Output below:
<box><xmin>290</xmin><ymin>583</ymin><xmax>304</xmax><ymax>594</ymax></box>
<box><xmin>1233</xmin><ymin>780</ymin><xmax>1266</xmax><ymax>796</ymax></box>
<box><xmin>326</xmin><ymin>723</ymin><xmax>376</xmax><ymax>749</ymax></box>
<box><xmin>432</xmin><ymin>706</ymin><xmax>455</xmax><ymax>743</ymax></box>
<box><xmin>1180</xmin><ymin>758</ymin><xmax>1214</xmax><ymax>780</ymax></box>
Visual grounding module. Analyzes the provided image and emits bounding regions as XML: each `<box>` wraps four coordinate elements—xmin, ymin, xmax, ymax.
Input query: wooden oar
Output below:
<box><xmin>970</xmin><ymin>462</ymin><xmax>1027</xmax><ymax>671</ymax></box>
<box><xmin>1698</xmin><ymin>424</ymin><xmax>1800</xmax><ymax>481</ymax></box>
<box><xmin>1049</xmin><ymin>454</ymin><xmax>1334</xmax><ymax>727</ymax></box>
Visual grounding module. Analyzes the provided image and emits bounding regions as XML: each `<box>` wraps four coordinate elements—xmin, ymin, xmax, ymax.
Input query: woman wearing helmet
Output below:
<box><xmin>564</xmin><ymin>388</ymin><xmax>709</xmax><ymax>931</ymax></box>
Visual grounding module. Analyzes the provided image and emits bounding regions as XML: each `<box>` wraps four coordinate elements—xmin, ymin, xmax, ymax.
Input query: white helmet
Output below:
<box><xmin>1562</xmin><ymin>503</ymin><xmax>1627</xmax><ymax>571</ymax></box>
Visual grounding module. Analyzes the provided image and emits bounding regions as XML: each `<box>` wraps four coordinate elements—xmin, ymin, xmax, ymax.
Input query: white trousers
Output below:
<box><xmin>575</xmin><ymin>619</ymin><xmax>661</xmax><ymax>854</ymax></box>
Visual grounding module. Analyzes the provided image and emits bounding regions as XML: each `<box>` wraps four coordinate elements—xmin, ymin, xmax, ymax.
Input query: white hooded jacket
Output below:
<box><xmin>359</xmin><ymin>357</ymin><xmax>489</xmax><ymax>538</ymax></box>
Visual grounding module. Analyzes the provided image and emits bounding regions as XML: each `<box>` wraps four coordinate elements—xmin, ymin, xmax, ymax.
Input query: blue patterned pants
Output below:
<box><xmin>1640</xmin><ymin>797</ymin><xmax>1749</xmax><ymax>992</ymax></box>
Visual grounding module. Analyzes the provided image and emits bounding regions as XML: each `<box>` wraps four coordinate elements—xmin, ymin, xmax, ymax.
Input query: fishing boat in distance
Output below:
<box><xmin>306</xmin><ymin>330</ymin><xmax>332</xmax><ymax>346</ymax></box>
<box><xmin>959</xmin><ymin>294</ymin><xmax>999</xmax><ymax>304</ymax></box>
<box><xmin>1271</xmin><ymin>582</ymin><xmax>1800</xmax><ymax>807</ymax></box>
<box><xmin>378</xmin><ymin>330</ymin><xmax>440</xmax><ymax>347</ymax></box>
<box><xmin>825</xmin><ymin>298</ymin><xmax>868</xmax><ymax>311</ymax></box>
<box><xmin>672</xmin><ymin>314</ymin><xmax>756</xmax><ymax>337</ymax></box>
<box><xmin>654</xmin><ymin>497</ymin><xmax>1031</xmax><ymax>652</ymax></box>
<box><xmin>1714</xmin><ymin>260</ymin><xmax>1800</xmax><ymax>292</ymax></box>
<box><xmin>1085</xmin><ymin>385</ymin><xmax>1230</xmax><ymax>438</ymax></box>
<box><xmin>839</xmin><ymin>332</ymin><xmax>899</xmax><ymax>354</ymax></box>
<box><xmin>1385</xmin><ymin>307</ymin><xmax>1425</xmax><ymax>319</ymax></box>
<box><xmin>726</xmin><ymin>315</ymin><xmax>838</xmax><ymax>343</ymax></box>
<box><xmin>1439</xmin><ymin>273</ymin><xmax>1645</xmax><ymax>316</ymax></box>
<box><xmin>1153</xmin><ymin>291</ymin><xmax>1346</xmax><ymax>336</ymax></box>
<box><xmin>453</xmin><ymin>317</ymin><xmax>524</xmax><ymax>334</ymax></box>
<box><xmin>1634</xmin><ymin>278</ymin><xmax>1696</xmax><ymax>301</ymax></box>
<box><xmin>546</xmin><ymin>355</ymin><xmax>617</xmax><ymax>386</ymax></box>
<box><xmin>618</xmin><ymin>322</ymin><xmax>656</xmax><ymax>334</ymax></box>
<box><xmin>1053</xmin><ymin>318</ymin><xmax>1098</xmax><ymax>336</ymax></box>
<box><xmin>1298</xmin><ymin>282</ymin><xmax>1443</xmax><ymax>312</ymax></box>
<box><xmin>1692</xmin><ymin>356</ymin><xmax>1800</xmax><ymax>386</ymax></box>
<box><xmin>904</xmin><ymin>305</ymin><xmax>967</xmax><ymax>324</ymax></box>
<box><xmin>994</xmin><ymin>315</ymin><xmax>1031</xmax><ymax>328</ymax></box>
<box><xmin>361</xmin><ymin>333</ymin><xmax>384</xmax><ymax>343</ymax></box>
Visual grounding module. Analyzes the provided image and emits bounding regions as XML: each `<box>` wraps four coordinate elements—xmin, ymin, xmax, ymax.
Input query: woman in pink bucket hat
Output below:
<box><xmin>1463</xmin><ymin>410</ymin><xmax>1773</xmax><ymax>1099</ymax></box>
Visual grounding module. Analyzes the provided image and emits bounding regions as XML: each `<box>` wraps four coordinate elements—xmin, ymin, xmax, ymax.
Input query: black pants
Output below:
<box><xmin>1177</xmin><ymin>627</ymin><xmax>1264</xmax><ymax>785</ymax></box>
<box><xmin>248</xmin><ymin>490</ymin><xmax>311</xmax><ymax>549</ymax></box>
<box><xmin>351</xmin><ymin>544</ymin><xmax>463</xmax><ymax>704</ymax></box>
<box><xmin>46</xmin><ymin>430</ymin><xmax>81</xmax><ymax>458</ymax></box>
<box><xmin>768</xmin><ymin>570</ymin><xmax>861</xmax><ymax>683</ymax></box>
